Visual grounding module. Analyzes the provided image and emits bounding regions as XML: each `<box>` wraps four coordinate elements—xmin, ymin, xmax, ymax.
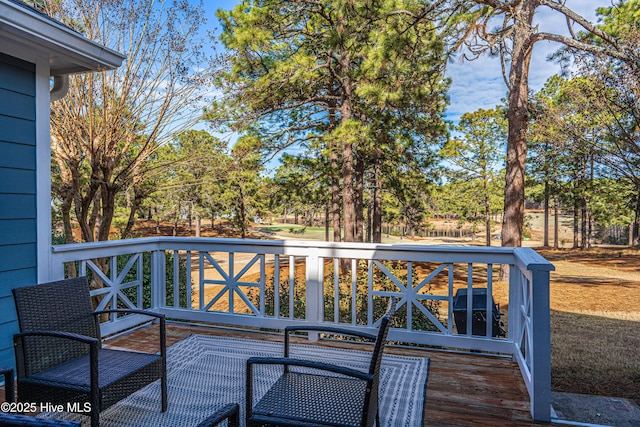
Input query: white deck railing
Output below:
<box><xmin>49</xmin><ymin>236</ymin><xmax>553</xmax><ymax>421</ymax></box>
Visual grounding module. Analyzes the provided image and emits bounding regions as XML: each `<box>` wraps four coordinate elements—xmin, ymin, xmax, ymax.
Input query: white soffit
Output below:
<box><xmin>0</xmin><ymin>0</ymin><xmax>125</xmax><ymax>75</ymax></box>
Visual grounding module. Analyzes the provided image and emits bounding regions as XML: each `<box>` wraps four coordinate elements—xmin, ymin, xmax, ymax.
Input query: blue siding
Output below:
<box><xmin>0</xmin><ymin>243</ymin><xmax>37</xmax><ymax>271</ymax></box>
<box><xmin>0</xmin><ymin>195</ymin><xmax>36</xmax><ymax>219</ymax></box>
<box><xmin>0</xmin><ymin>219</ymin><xmax>37</xmax><ymax>245</ymax></box>
<box><xmin>0</xmin><ymin>141</ymin><xmax>36</xmax><ymax>168</ymax></box>
<box><xmin>0</xmin><ymin>117</ymin><xmax>35</xmax><ymax>146</ymax></box>
<box><xmin>0</xmin><ymin>52</ymin><xmax>37</xmax><ymax>373</ymax></box>
<box><xmin>0</xmin><ymin>168</ymin><xmax>36</xmax><ymax>194</ymax></box>
<box><xmin>0</xmin><ymin>268</ymin><xmax>37</xmax><ymax>299</ymax></box>
<box><xmin>0</xmin><ymin>88</ymin><xmax>37</xmax><ymax>121</ymax></box>
<box><xmin>0</xmin><ymin>60</ymin><xmax>36</xmax><ymax>96</ymax></box>
<box><xmin>0</xmin><ymin>296</ymin><xmax>17</xmax><ymax>324</ymax></box>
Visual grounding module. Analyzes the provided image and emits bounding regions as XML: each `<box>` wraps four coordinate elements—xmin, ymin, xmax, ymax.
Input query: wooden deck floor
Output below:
<box><xmin>3</xmin><ymin>321</ymin><xmax>560</xmax><ymax>426</ymax></box>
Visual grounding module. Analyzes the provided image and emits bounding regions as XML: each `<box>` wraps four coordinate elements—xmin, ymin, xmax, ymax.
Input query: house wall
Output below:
<box><xmin>0</xmin><ymin>52</ymin><xmax>38</xmax><ymax>370</ymax></box>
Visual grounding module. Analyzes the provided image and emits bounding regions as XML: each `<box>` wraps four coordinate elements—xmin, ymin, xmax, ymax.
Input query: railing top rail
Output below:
<box><xmin>51</xmin><ymin>236</ymin><xmax>521</xmax><ymax>251</ymax></box>
<box><xmin>50</xmin><ymin>236</ymin><xmax>554</xmax><ymax>271</ymax></box>
<box><xmin>513</xmin><ymin>247</ymin><xmax>555</xmax><ymax>272</ymax></box>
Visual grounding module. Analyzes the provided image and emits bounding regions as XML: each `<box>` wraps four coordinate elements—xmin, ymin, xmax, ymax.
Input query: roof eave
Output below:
<box><xmin>0</xmin><ymin>0</ymin><xmax>125</xmax><ymax>75</ymax></box>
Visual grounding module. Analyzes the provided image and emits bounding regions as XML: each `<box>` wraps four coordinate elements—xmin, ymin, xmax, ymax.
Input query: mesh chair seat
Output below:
<box><xmin>27</xmin><ymin>349</ymin><xmax>161</xmax><ymax>390</ymax></box>
<box><xmin>252</xmin><ymin>371</ymin><xmax>367</xmax><ymax>427</ymax></box>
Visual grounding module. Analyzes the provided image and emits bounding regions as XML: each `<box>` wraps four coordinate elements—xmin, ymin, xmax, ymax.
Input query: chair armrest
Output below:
<box><xmin>247</xmin><ymin>357</ymin><xmax>373</xmax><ymax>382</ymax></box>
<box><xmin>14</xmin><ymin>330</ymin><xmax>98</xmax><ymax>345</ymax></box>
<box><xmin>284</xmin><ymin>325</ymin><xmax>376</xmax><ymax>357</ymax></box>
<box><xmin>195</xmin><ymin>403</ymin><xmax>240</xmax><ymax>427</ymax></box>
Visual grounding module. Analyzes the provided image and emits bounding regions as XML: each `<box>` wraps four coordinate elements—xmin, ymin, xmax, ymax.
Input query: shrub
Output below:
<box><xmin>261</xmin><ymin>258</ymin><xmax>443</xmax><ymax>331</ymax></box>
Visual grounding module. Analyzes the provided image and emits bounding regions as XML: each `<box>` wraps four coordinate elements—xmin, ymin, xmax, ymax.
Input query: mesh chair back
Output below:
<box><xmin>13</xmin><ymin>277</ymin><xmax>98</xmax><ymax>375</ymax></box>
<box><xmin>368</xmin><ymin>297</ymin><xmax>396</xmax><ymax>375</ymax></box>
<box><xmin>365</xmin><ymin>297</ymin><xmax>396</xmax><ymax>425</ymax></box>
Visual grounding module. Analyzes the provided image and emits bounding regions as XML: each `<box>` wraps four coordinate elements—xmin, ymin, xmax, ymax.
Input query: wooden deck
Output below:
<box><xmin>2</xmin><ymin>321</ymin><xmax>560</xmax><ymax>426</ymax></box>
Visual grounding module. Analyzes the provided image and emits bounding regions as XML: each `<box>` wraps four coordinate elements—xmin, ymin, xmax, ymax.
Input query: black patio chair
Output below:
<box><xmin>12</xmin><ymin>277</ymin><xmax>167</xmax><ymax>427</ymax></box>
<box><xmin>246</xmin><ymin>297</ymin><xmax>397</xmax><ymax>427</ymax></box>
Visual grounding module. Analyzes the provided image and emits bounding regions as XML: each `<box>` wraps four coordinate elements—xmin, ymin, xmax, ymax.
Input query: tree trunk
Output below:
<box><xmin>173</xmin><ymin>203</ymin><xmax>180</xmax><ymax>236</ymax></box>
<box><xmin>61</xmin><ymin>190</ymin><xmax>75</xmax><ymax>244</ymax></box>
<box><xmin>581</xmin><ymin>196</ymin><xmax>588</xmax><ymax>249</ymax></box>
<box><xmin>355</xmin><ymin>155</ymin><xmax>365</xmax><ymax>242</ymax></box>
<box><xmin>633</xmin><ymin>188</ymin><xmax>640</xmax><ymax>246</ymax></box>
<box><xmin>325</xmin><ymin>205</ymin><xmax>330</xmax><ymax>242</ymax></box>
<box><xmin>341</xmin><ymin>138</ymin><xmax>355</xmax><ymax>243</ymax></box>
<box><xmin>543</xmin><ymin>179</ymin><xmax>549</xmax><ymax>247</ymax></box>
<box><xmin>91</xmin><ymin>194</ymin><xmax>101</xmax><ymax>241</ymax></box>
<box><xmin>366</xmin><ymin>200</ymin><xmax>372</xmax><ymax>243</ymax></box>
<box><xmin>237</xmin><ymin>186</ymin><xmax>247</xmax><ymax>239</ymax></box>
<box><xmin>59</xmin><ymin>187</ymin><xmax>77</xmax><ymax>277</ymax></box>
<box><xmin>501</xmin><ymin>1</ymin><xmax>535</xmax><ymax>249</ymax></box>
<box><xmin>122</xmin><ymin>192</ymin><xmax>139</xmax><ymax>240</ymax></box>
<box><xmin>553</xmin><ymin>195</ymin><xmax>559</xmax><ymax>249</ymax></box>
<box><xmin>97</xmin><ymin>183</ymin><xmax>116</xmax><ymax>242</ymax></box>
<box><xmin>332</xmin><ymin>169</ymin><xmax>341</xmax><ymax>242</ymax></box>
<box><xmin>372</xmin><ymin>153</ymin><xmax>383</xmax><ymax>243</ymax></box>
<box><xmin>121</xmin><ymin>176</ymin><xmax>147</xmax><ymax>240</ymax></box>
<box><xmin>573</xmin><ymin>194</ymin><xmax>579</xmax><ymax>249</ymax></box>
<box><xmin>340</xmin><ymin>55</ymin><xmax>355</xmax><ymax>244</ymax></box>
<box><xmin>75</xmin><ymin>190</ymin><xmax>96</xmax><ymax>243</ymax></box>
<box><xmin>484</xmin><ymin>179</ymin><xmax>491</xmax><ymax>247</ymax></box>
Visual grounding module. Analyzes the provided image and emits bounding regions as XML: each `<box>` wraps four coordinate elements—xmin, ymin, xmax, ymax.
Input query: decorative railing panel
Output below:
<box><xmin>50</xmin><ymin>237</ymin><xmax>553</xmax><ymax>421</ymax></box>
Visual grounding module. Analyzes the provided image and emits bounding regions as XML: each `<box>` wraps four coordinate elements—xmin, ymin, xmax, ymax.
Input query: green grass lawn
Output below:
<box><xmin>255</xmin><ymin>224</ymin><xmax>330</xmax><ymax>241</ymax></box>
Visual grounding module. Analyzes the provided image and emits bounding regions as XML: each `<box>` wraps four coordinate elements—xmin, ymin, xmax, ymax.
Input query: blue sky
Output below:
<box><xmin>199</xmin><ymin>0</ymin><xmax>607</xmax><ymax>169</ymax></box>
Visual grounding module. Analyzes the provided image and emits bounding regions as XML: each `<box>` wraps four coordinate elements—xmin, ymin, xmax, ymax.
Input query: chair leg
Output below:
<box><xmin>91</xmin><ymin>408</ymin><xmax>100</xmax><ymax>427</ymax></box>
<box><xmin>0</xmin><ymin>367</ymin><xmax>14</xmax><ymax>403</ymax></box>
<box><xmin>161</xmin><ymin>373</ymin><xmax>168</xmax><ymax>412</ymax></box>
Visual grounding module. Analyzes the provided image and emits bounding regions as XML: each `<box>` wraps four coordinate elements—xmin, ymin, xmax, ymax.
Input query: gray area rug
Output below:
<box><xmin>41</xmin><ymin>334</ymin><xmax>429</xmax><ymax>427</ymax></box>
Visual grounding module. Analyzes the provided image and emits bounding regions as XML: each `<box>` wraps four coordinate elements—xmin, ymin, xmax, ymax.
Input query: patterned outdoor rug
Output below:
<box><xmin>41</xmin><ymin>334</ymin><xmax>429</xmax><ymax>427</ymax></box>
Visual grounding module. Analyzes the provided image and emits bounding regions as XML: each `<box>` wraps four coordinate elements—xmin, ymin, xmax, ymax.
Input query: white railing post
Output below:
<box><xmin>507</xmin><ymin>263</ymin><xmax>519</xmax><ymax>344</ymax></box>
<box><xmin>305</xmin><ymin>254</ymin><xmax>322</xmax><ymax>341</ymax></box>
<box><xmin>529</xmin><ymin>266</ymin><xmax>551</xmax><ymax>422</ymax></box>
<box><xmin>49</xmin><ymin>256</ymin><xmax>65</xmax><ymax>281</ymax></box>
<box><xmin>151</xmin><ymin>249</ymin><xmax>166</xmax><ymax>310</ymax></box>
